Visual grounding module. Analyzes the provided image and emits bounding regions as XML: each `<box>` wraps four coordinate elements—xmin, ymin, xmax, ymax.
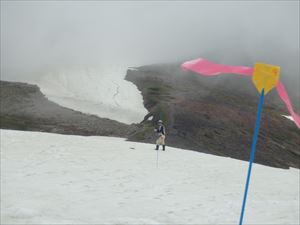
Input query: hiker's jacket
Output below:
<box><xmin>156</xmin><ymin>125</ymin><xmax>166</xmax><ymax>136</ymax></box>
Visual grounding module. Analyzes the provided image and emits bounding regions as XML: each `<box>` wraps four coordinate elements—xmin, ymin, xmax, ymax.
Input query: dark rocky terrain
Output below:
<box><xmin>1</xmin><ymin>64</ymin><xmax>299</xmax><ymax>169</ymax></box>
<box><xmin>0</xmin><ymin>81</ymin><xmax>134</xmax><ymax>137</ymax></box>
<box><xmin>126</xmin><ymin>64</ymin><xmax>300</xmax><ymax>169</ymax></box>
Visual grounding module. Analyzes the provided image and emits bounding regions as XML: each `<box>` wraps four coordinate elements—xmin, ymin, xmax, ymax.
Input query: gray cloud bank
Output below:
<box><xmin>1</xmin><ymin>1</ymin><xmax>299</xmax><ymax>100</ymax></box>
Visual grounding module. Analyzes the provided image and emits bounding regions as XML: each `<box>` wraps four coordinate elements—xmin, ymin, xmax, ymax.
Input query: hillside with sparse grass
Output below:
<box><xmin>126</xmin><ymin>64</ymin><xmax>300</xmax><ymax>169</ymax></box>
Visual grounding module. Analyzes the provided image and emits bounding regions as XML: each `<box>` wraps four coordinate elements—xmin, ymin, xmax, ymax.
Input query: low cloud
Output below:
<box><xmin>1</xmin><ymin>1</ymin><xmax>299</xmax><ymax>101</ymax></box>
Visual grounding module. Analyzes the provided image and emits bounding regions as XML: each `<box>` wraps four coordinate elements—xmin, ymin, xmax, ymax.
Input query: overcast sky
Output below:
<box><xmin>1</xmin><ymin>1</ymin><xmax>299</xmax><ymax>96</ymax></box>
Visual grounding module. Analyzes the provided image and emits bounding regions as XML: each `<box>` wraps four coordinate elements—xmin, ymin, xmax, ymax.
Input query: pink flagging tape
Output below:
<box><xmin>181</xmin><ymin>58</ymin><xmax>300</xmax><ymax>128</ymax></box>
<box><xmin>181</xmin><ymin>58</ymin><xmax>253</xmax><ymax>76</ymax></box>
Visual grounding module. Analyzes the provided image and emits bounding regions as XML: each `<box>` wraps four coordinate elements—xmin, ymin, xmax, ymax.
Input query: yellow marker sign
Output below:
<box><xmin>252</xmin><ymin>63</ymin><xmax>280</xmax><ymax>95</ymax></box>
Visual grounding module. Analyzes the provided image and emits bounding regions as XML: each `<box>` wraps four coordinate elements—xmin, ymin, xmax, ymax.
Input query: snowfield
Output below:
<box><xmin>1</xmin><ymin>129</ymin><xmax>299</xmax><ymax>224</ymax></box>
<box><xmin>33</xmin><ymin>67</ymin><xmax>148</xmax><ymax>124</ymax></box>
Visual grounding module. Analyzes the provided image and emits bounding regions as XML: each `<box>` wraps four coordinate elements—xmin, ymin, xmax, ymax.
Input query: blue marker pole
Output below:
<box><xmin>239</xmin><ymin>88</ymin><xmax>265</xmax><ymax>225</ymax></box>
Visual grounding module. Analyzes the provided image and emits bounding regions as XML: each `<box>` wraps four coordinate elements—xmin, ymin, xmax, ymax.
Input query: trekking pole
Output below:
<box><xmin>156</xmin><ymin>147</ymin><xmax>159</xmax><ymax>168</ymax></box>
<box><xmin>155</xmin><ymin>112</ymin><xmax>163</xmax><ymax>169</ymax></box>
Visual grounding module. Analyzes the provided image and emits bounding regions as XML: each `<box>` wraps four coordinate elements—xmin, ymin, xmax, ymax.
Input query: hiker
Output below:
<box><xmin>154</xmin><ymin>120</ymin><xmax>166</xmax><ymax>151</ymax></box>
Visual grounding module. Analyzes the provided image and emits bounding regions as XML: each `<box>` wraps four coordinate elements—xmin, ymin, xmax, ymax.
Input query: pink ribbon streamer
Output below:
<box><xmin>181</xmin><ymin>58</ymin><xmax>253</xmax><ymax>76</ymax></box>
<box><xmin>181</xmin><ymin>58</ymin><xmax>300</xmax><ymax>128</ymax></box>
<box><xmin>276</xmin><ymin>82</ymin><xmax>300</xmax><ymax>128</ymax></box>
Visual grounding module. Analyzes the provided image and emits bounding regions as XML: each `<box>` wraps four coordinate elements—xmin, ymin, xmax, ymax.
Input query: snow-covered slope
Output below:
<box><xmin>1</xmin><ymin>129</ymin><xmax>299</xmax><ymax>224</ymax></box>
<box><xmin>32</xmin><ymin>67</ymin><xmax>148</xmax><ymax>124</ymax></box>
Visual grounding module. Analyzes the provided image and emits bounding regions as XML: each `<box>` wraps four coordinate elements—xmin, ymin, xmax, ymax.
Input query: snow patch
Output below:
<box><xmin>33</xmin><ymin>66</ymin><xmax>148</xmax><ymax>124</ymax></box>
<box><xmin>282</xmin><ymin>115</ymin><xmax>294</xmax><ymax>122</ymax></box>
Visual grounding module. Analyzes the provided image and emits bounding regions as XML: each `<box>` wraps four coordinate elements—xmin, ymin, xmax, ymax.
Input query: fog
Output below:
<box><xmin>1</xmin><ymin>1</ymin><xmax>299</xmax><ymax>99</ymax></box>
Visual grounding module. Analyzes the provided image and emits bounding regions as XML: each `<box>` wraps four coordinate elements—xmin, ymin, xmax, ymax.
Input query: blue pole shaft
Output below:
<box><xmin>239</xmin><ymin>89</ymin><xmax>265</xmax><ymax>225</ymax></box>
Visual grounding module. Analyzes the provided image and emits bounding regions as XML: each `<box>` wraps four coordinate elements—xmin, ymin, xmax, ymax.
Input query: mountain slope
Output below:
<box><xmin>1</xmin><ymin>129</ymin><xmax>299</xmax><ymax>224</ymax></box>
<box><xmin>126</xmin><ymin>64</ymin><xmax>300</xmax><ymax>169</ymax></box>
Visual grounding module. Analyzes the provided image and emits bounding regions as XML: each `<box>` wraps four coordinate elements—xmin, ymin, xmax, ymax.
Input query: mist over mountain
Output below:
<box><xmin>1</xmin><ymin>2</ymin><xmax>299</xmax><ymax>159</ymax></box>
<box><xmin>1</xmin><ymin>1</ymin><xmax>299</xmax><ymax>102</ymax></box>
